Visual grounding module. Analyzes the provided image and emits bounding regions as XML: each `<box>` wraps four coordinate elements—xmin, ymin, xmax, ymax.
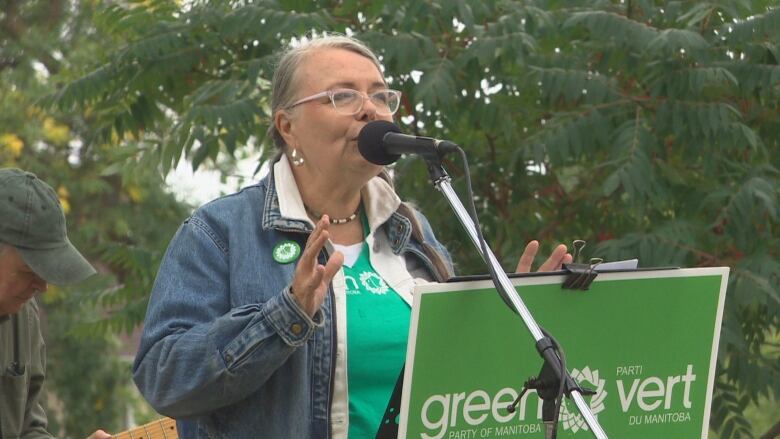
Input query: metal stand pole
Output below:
<box><xmin>429</xmin><ymin>165</ymin><xmax>608</xmax><ymax>439</ymax></box>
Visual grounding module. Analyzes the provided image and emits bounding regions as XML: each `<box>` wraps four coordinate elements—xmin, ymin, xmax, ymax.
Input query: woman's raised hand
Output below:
<box><xmin>515</xmin><ymin>240</ymin><xmax>573</xmax><ymax>273</ymax></box>
<box><xmin>291</xmin><ymin>216</ymin><xmax>344</xmax><ymax>317</ymax></box>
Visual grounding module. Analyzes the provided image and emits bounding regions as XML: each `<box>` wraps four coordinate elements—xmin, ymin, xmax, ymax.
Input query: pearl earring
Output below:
<box><xmin>290</xmin><ymin>148</ymin><xmax>305</xmax><ymax>167</ymax></box>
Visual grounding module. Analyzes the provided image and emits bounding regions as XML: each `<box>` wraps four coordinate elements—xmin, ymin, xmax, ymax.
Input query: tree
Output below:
<box><xmin>50</xmin><ymin>0</ymin><xmax>779</xmax><ymax>437</ymax></box>
<box><xmin>1</xmin><ymin>1</ymin><xmax>189</xmax><ymax>436</ymax></box>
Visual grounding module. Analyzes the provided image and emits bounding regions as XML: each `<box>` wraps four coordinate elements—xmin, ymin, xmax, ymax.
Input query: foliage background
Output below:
<box><xmin>2</xmin><ymin>0</ymin><xmax>778</xmax><ymax>437</ymax></box>
<box><xmin>1</xmin><ymin>1</ymin><xmax>188</xmax><ymax>436</ymax></box>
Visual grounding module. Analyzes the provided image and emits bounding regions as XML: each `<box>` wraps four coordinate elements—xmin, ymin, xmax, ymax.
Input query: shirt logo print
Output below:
<box><xmin>359</xmin><ymin>272</ymin><xmax>389</xmax><ymax>295</ymax></box>
<box><xmin>345</xmin><ymin>274</ymin><xmax>360</xmax><ymax>295</ymax></box>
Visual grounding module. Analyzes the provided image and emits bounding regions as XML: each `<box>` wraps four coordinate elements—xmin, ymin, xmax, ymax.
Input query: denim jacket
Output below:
<box><xmin>132</xmin><ymin>156</ymin><xmax>453</xmax><ymax>439</ymax></box>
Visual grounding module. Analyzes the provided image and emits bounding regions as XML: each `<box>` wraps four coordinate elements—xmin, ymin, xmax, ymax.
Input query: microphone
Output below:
<box><xmin>357</xmin><ymin>120</ymin><xmax>459</xmax><ymax>165</ymax></box>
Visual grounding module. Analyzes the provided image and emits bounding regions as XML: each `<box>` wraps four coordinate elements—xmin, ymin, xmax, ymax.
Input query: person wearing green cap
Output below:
<box><xmin>0</xmin><ymin>168</ymin><xmax>111</xmax><ymax>439</ymax></box>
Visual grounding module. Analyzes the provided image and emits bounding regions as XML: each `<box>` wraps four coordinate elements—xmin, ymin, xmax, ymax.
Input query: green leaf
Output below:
<box><xmin>648</xmin><ymin>29</ymin><xmax>710</xmax><ymax>54</ymax></box>
<box><xmin>564</xmin><ymin>10</ymin><xmax>658</xmax><ymax>50</ymax></box>
<box><xmin>414</xmin><ymin>58</ymin><xmax>457</xmax><ymax>108</ymax></box>
<box><xmin>721</xmin><ymin>7</ymin><xmax>780</xmax><ymax>44</ymax></box>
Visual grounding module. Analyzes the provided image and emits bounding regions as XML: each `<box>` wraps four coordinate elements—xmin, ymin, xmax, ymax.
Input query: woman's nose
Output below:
<box><xmin>356</xmin><ymin>95</ymin><xmax>378</xmax><ymax>121</ymax></box>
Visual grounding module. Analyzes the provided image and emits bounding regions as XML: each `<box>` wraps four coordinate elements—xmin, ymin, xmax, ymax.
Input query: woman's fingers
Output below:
<box><xmin>538</xmin><ymin>244</ymin><xmax>570</xmax><ymax>272</ymax></box>
<box><xmin>309</xmin><ymin>263</ymin><xmax>326</xmax><ymax>288</ymax></box>
<box><xmin>515</xmin><ymin>240</ymin><xmax>539</xmax><ymax>273</ymax></box>
<box><xmin>291</xmin><ymin>217</ymin><xmax>331</xmax><ymax>316</ymax></box>
<box><xmin>323</xmin><ymin>251</ymin><xmax>344</xmax><ymax>283</ymax></box>
<box><xmin>291</xmin><ymin>217</ymin><xmax>347</xmax><ymax>317</ymax></box>
<box><xmin>300</xmin><ymin>217</ymin><xmax>329</xmax><ymax>269</ymax></box>
<box><xmin>516</xmin><ymin>241</ymin><xmax>573</xmax><ymax>273</ymax></box>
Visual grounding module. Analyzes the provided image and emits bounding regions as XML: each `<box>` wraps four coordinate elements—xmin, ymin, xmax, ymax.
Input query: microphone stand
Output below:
<box><xmin>423</xmin><ymin>159</ymin><xmax>608</xmax><ymax>439</ymax></box>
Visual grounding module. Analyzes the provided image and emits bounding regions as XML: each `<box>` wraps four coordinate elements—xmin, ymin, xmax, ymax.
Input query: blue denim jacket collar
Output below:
<box><xmin>261</xmin><ymin>165</ymin><xmax>309</xmax><ymax>234</ymax></box>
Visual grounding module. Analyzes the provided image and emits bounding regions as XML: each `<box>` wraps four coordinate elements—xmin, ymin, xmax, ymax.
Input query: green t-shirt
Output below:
<box><xmin>345</xmin><ymin>229</ymin><xmax>411</xmax><ymax>438</ymax></box>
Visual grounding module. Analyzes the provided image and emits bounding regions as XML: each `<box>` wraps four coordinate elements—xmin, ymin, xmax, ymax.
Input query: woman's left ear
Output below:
<box><xmin>275</xmin><ymin>111</ymin><xmax>297</xmax><ymax>149</ymax></box>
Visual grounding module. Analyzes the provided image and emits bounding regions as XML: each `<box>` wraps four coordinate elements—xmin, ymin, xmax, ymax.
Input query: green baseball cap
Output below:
<box><xmin>0</xmin><ymin>168</ymin><xmax>96</xmax><ymax>285</ymax></box>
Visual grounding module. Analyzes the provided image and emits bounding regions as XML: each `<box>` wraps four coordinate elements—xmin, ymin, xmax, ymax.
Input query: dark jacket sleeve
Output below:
<box><xmin>22</xmin><ymin>300</ymin><xmax>54</xmax><ymax>439</ymax></box>
<box><xmin>21</xmin><ymin>315</ymin><xmax>52</xmax><ymax>439</ymax></box>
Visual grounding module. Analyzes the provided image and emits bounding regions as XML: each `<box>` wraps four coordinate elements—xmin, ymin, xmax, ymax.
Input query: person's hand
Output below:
<box><xmin>515</xmin><ymin>240</ymin><xmax>572</xmax><ymax>273</ymax></box>
<box><xmin>86</xmin><ymin>430</ymin><xmax>111</xmax><ymax>439</ymax></box>
<box><xmin>291</xmin><ymin>216</ymin><xmax>344</xmax><ymax>317</ymax></box>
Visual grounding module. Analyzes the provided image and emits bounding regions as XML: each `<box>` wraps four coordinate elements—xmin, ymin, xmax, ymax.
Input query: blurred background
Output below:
<box><xmin>0</xmin><ymin>0</ymin><xmax>777</xmax><ymax>437</ymax></box>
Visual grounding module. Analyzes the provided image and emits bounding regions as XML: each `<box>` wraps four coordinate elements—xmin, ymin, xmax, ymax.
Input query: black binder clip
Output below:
<box><xmin>562</xmin><ymin>241</ymin><xmax>602</xmax><ymax>290</ymax></box>
<box><xmin>571</xmin><ymin>239</ymin><xmax>586</xmax><ymax>263</ymax></box>
<box><xmin>562</xmin><ymin>258</ymin><xmax>602</xmax><ymax>290</ymax></box>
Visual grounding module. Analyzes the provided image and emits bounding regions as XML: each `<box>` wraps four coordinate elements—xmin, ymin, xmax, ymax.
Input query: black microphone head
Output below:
<box><xmin>358</xmin><ymin>120</ymin><xmax>402</xmax><ymax>165</ymax></box>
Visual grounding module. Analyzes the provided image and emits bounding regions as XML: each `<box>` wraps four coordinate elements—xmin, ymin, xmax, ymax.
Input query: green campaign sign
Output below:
<box><xmin>399</xmin><ymin>268</ymin><xmax>728</xmax><ymax>439</ymax></box>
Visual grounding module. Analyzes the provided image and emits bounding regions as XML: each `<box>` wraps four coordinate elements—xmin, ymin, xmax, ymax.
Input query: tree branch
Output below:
<box><xmin>2</xmin><ymin>0</ymin><xmax>25</xmax><ymax>40</ymax></box>
<box><xmin>484</xmin><ymin>132</ymin><xmax>497</xmax><ymax>164</ymax></box>
<box><xmin>760</xmin><ymin>421</ymin><xmax>780</xmax><ymax>439</ymax></box>
<box><xmin>0</xmin><ymin>57</ymin><xmax>20</xmax><ymax>72</ymax></box>
<box><xmin>654</xmin><ymin>235</ymin><xmax>720</xmax><ymax>265</ymax></box>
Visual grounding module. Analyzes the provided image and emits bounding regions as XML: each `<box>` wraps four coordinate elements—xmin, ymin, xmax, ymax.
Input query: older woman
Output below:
<box><xmin>132</xmin><ymin>35</ymin><xmax>571</xmax><ymax>439</ymax></box>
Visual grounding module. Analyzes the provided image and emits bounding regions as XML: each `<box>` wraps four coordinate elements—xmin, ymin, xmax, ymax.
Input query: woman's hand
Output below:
<box><xmin>515</xmin><ymin>240</ymin><xmax>572</xmax><ymax>273</ymax></box>
<box><xmin>291</xmin><ymin>216</ymin><xmax>344</xmax><ymax>317</ymax></box>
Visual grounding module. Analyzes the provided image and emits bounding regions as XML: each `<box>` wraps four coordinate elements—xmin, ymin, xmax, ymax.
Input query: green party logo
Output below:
<box><xmin>273</xmin><ymin>240</ymin><xmax>301</xmax><ymax>264</ymax></box>
<box><xmin>560</xmin><ymin>366</ymin><xmax>608</xmax><ymax>433</ymax></box>
<box><xmin>360</xmin><ymin>271</ymin><xmax>389</xmax><ymax>295</ymax></box>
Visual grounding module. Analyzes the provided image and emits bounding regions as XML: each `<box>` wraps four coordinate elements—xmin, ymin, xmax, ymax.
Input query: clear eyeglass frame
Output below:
<box><xmin>286</xmin><ymin>88</ymin><xmax>402</xmax><ymax>116</ymax></box>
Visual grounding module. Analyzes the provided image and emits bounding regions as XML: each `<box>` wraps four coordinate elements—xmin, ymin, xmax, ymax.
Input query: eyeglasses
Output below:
<box><xmin>286</xmin><ymin>88</ymin><xmax>402</xmax><ymax>116</ymax></box>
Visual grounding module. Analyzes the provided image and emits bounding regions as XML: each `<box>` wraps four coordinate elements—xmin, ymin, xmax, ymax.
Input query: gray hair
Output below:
<box><xmin>267</xmin><ymin>34</ymin><xmax>384</xmax><ymax>150</ymax></box>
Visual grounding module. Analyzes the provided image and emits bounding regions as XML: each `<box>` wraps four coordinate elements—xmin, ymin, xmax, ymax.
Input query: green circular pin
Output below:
<box><xmin>273</xmin><ymin>240</ymin><xmax>301</xmax><ymax>264</ymax></box>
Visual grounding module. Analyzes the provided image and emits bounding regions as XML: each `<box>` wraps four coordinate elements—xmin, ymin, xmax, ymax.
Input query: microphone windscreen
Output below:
<box><xmin>358</xmin><ymin>120</ymin><xmax>402</xmax><ymax>165</ymax></box>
